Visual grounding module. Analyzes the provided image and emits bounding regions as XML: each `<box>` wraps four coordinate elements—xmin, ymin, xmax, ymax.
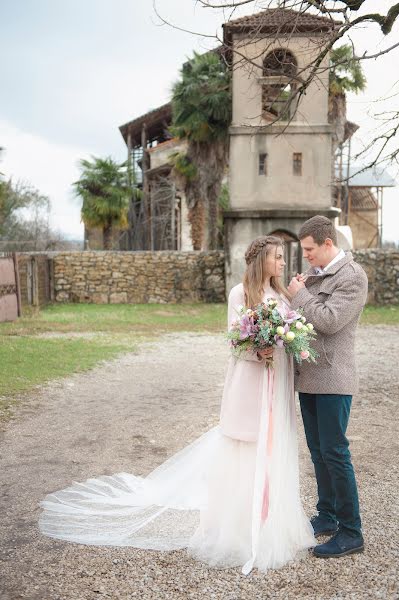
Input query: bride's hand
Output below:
<box><xmin>257</xmin><ymin>348</ymin><xmax>273</xmax><ymax>359</ymax></box>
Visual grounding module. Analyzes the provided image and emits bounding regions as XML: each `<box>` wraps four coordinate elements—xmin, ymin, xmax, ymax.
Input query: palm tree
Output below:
<box><xmin>171</xmin><ymin>51</ymin><xmax>231</xmax><ymax>250</ymax></box>
<box><xmin>74</xmin><ymin>157</ymin><xmax>131</xmax><ymax>250</ymax></box>
<box><xmin>329</xmin><ymin>44</ymin><xmax>367</xmax><ymax>152</ymax></box>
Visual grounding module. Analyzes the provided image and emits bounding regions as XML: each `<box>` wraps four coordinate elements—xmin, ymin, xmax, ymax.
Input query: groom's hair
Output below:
<box><xmin>298</xmin><ymin>215</ymin><xmax>338</xmax><ymax>246</ymax></box>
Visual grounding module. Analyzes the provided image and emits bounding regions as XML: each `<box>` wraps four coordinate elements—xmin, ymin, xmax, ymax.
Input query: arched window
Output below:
<box><xmin>261</xmin><ymin>49</ymin><xmax>298</xmax><ymax>121</ymax></box>
<box><xmin>262</xmin><ymin>49</ymin><xmax>297</xmax><ymax>77</ymax></box>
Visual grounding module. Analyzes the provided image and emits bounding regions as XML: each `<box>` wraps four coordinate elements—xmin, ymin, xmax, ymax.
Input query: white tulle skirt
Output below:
<box><xmin>39</xmin><ymin>352</ymin><xmax>315</xmax><ymax>574</ymax></box>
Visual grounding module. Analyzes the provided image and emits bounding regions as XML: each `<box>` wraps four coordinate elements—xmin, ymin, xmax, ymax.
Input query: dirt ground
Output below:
<box><xmin>0</xmin><ymin>326</ymin><xmax>398</xmax><ymax>600</ymax></box>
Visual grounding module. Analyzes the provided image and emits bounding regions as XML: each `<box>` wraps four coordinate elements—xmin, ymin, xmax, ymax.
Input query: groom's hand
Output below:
<box><xmin>288</xmin><ymin>277</ymin><xmax>305</xmax><ymax>296</ymax></box>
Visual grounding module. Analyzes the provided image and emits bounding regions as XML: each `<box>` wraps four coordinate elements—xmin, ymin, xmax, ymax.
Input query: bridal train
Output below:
<box><xmin>39</xmin><ymin>346</ymin><xmax>315</xmax><ymax>575</ymax></box>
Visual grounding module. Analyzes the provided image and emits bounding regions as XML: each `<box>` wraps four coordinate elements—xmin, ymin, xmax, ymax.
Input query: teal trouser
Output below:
<box><xmin>299</xmin><ymin>393</ymin><xmax>361</xmax><ymax>536</ymax></box>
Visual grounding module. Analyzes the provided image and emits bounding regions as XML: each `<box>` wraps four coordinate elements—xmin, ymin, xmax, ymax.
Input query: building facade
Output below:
<box><xmin>223</xmin><ymin>9</ymin><xmax>340</xmax><ymax>289</ymax></box>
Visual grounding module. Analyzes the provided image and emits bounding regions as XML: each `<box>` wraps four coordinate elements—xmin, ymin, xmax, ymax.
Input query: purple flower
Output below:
<box><xmin>285</xmin><ymin>310</ymin><xmax>302</xmax><ymax>324</ymax></box>
<box><xmin>239</xmin><ymin>314</ymin><xmax>255</xmax><ymax>340</ymax></box>
<box><xmin>274</xmin><ymin>334</ymin><xmax>285</xmax><ymax>348</ymax></box>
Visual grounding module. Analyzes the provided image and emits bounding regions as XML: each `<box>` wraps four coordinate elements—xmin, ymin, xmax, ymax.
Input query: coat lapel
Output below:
<box><xmin>304</xmin><ymin>252</ymin><xmax>353</xmax><ymax>284</ymax></box>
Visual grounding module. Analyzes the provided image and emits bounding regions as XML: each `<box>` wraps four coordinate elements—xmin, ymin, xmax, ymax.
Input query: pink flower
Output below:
<box><xmin>300</xmin><ymin>350</ymin><xmax>310</xmax><ymax>360</ymax></box>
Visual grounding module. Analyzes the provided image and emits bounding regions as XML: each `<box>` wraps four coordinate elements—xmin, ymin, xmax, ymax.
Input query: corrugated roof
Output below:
<box><xmin>336</xmin><ymin>165</ymin><xmax>397</xmax><ymax>188</ymax></box>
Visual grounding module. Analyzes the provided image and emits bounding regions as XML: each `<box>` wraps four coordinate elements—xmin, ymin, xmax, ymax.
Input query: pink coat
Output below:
<box><xmin>219</xmin><ymin>283</ymin><xmax>290</xmax><ymax>442</ymax></box>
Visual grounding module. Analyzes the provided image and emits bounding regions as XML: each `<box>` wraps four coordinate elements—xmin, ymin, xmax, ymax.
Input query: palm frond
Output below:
<box><xmin>330</xmin><ymin>44</ymin><xmax>367</xmax><ymax>95</ymax></box>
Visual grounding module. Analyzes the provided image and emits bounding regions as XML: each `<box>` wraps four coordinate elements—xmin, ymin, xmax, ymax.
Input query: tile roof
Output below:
<box><xmin>223</xmin><ymin>8</ymin><xmax>340</xmax><ymax>43</ymax></box>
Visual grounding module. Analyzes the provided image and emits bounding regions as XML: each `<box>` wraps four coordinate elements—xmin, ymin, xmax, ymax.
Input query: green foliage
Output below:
<box><xmin>170</xmin><ymin>151</ymin><xmax>198</xmax><ymax>181</ymax></box>
<box><xmin>74</xmin><ymin>156</ymin><xmax>131</xmax><ymax>231</ymax></box>
<box><xmin>218</xmin><ymin>183</ymin><xmax>229</xmax><ymax>211</ymax></box>
<box><xmin>0</xmin><ymin>176</ymin><xmax>51</xmax><ymax>247</ymax></box>
<box><xmin>171</xmin><ymin>51</ymin><xmax>232</xmax><ymax>143</ymax></box>
<box><xmin>217</xmin><ymin>182</ymin><xmax>229</xmax><ymax>242</ymax></box>
<box><xmin>284</xmin><ymin>326</ymin><xmax>318</xmax><ymax>365</ymax></box>
<box><xmin>330</xmin><ymin>44</ymin><xmax>367</xmax><ymax>95</ymax></box>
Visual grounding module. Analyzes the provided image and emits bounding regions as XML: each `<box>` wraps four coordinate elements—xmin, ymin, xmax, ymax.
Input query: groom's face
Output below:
<box><xmin>300</xmin><ymin>236</ymin><xmax>331</xmax><ymax>268</ymax></box>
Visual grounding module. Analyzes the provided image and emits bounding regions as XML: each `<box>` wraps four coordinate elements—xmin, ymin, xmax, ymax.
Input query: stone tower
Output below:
<box><xmin>223</xmin><ymin>8</ymin><xmax>340</xmax><ymax>290</ymax></box>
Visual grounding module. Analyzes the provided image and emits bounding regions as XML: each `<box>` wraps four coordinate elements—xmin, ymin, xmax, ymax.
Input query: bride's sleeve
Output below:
<box><xmin>228</xmin><ymin>286</ymin><xmax>264</xmax><ymax>363</ymax></box>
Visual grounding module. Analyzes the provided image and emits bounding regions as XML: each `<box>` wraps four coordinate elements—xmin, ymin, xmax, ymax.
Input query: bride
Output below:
<box><xmin>39</xmin><ymin>235</ymin><xmax>315</xmax><ymax>575</ymax></box>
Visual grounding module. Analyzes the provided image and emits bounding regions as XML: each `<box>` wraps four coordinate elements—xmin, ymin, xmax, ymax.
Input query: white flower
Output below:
<box><xmin>307</xmin><ymin>323</ymin><xmax>314</xmax><ymax>331</ymax></box>
<box><xmin>286</xmin><ymin>331</ymin><xmax>295</xmax><ymax>342</ymax></box>
<box><xmin>301</xmin><ymin>316</ymin><xmax>307</xmax><ymax>323</ymax></box>
<box><xmin>246</xmin><ymin>308</ymin><xmax>253</xmax><ymax>316</ymax></box>
<box><xmin>276</xmin><ymin>326</ymin><xmax>285</xmax><ymax>336</ymax></box>
<box><xmin>295</xmin><ymin>321</ymin><xmax>303</xmax><ymax>330</ymax></box>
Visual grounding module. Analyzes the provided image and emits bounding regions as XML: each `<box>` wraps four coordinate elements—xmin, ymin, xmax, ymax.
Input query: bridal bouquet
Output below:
<box><xmin>228</xmin><ymin>298</ymin><xmax>318</xmax><ymax>367</ymax></box>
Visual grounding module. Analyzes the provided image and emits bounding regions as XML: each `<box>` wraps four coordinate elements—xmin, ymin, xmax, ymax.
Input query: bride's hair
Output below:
<box><xmin>243</xmin><ymin>235</ymin><xmax>290</xmax><ymax>307</ymax></box>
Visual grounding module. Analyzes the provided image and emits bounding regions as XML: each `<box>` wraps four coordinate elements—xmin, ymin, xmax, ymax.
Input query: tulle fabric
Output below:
<box><xmin>39</xmin><ymin>346</ymin><xmax>315</xmax><ymax>574</ymax></box>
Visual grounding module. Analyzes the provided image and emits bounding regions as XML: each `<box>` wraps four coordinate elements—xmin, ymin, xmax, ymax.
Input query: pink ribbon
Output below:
<box><xmin>261</xmin><ymin>367</ymin><xmax>275</xmax><ymax>522</ymax></box>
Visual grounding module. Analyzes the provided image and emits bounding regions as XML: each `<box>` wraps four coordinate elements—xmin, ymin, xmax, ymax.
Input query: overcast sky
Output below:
<box><xmin>1</xmin><ymin>0</ymin><xmax>398</xmax><ymax>242</ymax></box>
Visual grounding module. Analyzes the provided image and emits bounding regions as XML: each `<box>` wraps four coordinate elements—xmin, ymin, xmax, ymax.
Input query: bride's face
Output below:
<box><xmin>264</xmin><ymin>245</ymin><xmax>286</xmax><ymax>279</ymax></box>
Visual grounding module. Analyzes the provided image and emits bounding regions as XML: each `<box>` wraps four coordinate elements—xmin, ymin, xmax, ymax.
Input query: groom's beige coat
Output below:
<box><xmin>291</xmin><ymin>252</ymin><xmax>368</xmax><ymax>395</ymax></box>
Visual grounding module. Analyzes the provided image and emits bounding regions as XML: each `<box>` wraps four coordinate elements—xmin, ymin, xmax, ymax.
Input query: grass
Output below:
<box><xmin>0</xmin><ymin>303</ymin><xmax>226</xmax><ymax>419</ymax></box>
<box><xmin>0</xmin><ymin>303</ymin><xmax>227</xmax><ymax>336</ymax></box>
<box><xmin>0</xmin><ymin>336</ymin><xmax>128</xmax><ymax>396</ymax></box>
<box><xmin>0</xmin><ymin>302</ymin><xmax>397</xmax><ymax>420</ymax></box>
<box><xmin>360</xmin><ymin>304</ymin><xmax>399</xmax><ymax>325</ymax></box>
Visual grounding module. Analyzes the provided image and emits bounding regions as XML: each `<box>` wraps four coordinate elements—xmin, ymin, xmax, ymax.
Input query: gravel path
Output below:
<box><xmin>0</xmin><ymin>326</ymin><xmax>398</xmax><ymax>600</ymax></box>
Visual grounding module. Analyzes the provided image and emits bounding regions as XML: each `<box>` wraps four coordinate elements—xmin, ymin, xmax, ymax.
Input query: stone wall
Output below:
<box><xmin>51</xmin><ymin>251</ymin><xmax>225</xmax><ymax>304</ymax></box>
<box><xmin>353</xmin><ymin>249</ymin><xmax>399</xmax><ymax>305</ymax></box>
<box><xmin>15</xmin><ymin>249</ymin><xmax>398</xmax><ymax>306</ymax></box>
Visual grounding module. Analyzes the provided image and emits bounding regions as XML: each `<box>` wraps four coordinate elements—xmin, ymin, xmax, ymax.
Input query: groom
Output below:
<box><xmin>287</xmin><ymin>215</ymin><xmax>368</xmax><ymax>558</ymax></box>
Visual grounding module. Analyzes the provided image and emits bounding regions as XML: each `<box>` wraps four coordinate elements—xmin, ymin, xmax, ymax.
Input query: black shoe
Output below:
<box><xmin>313</xmin><ymin>530</ymin><xmax>364</xmax><ymax>558</ymax></box>
<box><xmin>310</xmin><ymin>515</ymin><xmax>338</xmax><ymax>538</ymax></box>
